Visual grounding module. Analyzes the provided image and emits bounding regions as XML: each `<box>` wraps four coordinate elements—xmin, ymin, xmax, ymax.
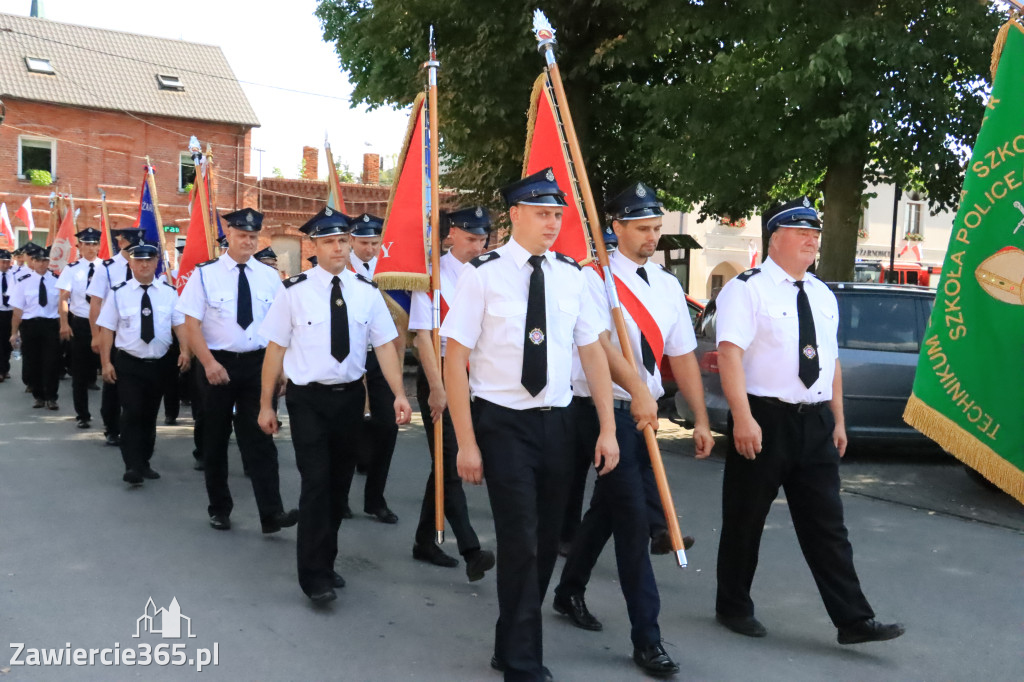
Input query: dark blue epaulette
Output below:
<box><xmin>356</xmin><ymin>273</ymin><xmax>378</xmax><ymax>288</ymax></box>
<box><xmin>470</xmin><ymin>251</ymin><xmax>501</xmax><ymax>268</ymax></box>
<box><xmin>736</xmin><ymin>268</ymin><xmax>761</xmax><ymax>282</ymax></box>
<box><xmin>16</xmin><ymin>273</ymin><xmax>31</xmax><ymax>282</ymax></box>
<box><xmin>111</xmin><ymin>281</ymin><xmax>128</xmax><ymax>291</ymax></box>
<box><xmin>283</xmin><ymin>273</ymin><xmax>307</xmax><ymax>289</ymax></box>
<box><xmin>67</xmin><ymin>261</ymin><xmax>79</xmax><ymax>268</ymax></box>
<box><xmin>162</xmin><ymin>280</ymin><xmax>176</xmax><ymax>289</ymax></box>
<box><xmin>197</xmin><ymin>259</ymin><xmax>218</xmax><ymax>268</ymax></box>
<box><xmin>103</xmin><ymin>258</ymin><xmax>116</xmax><ymax>267</ymax></box>
<box><xmin>554</xmin><ymin>252</ymin><xmax>581</xmax><ymax>270</ymax></box>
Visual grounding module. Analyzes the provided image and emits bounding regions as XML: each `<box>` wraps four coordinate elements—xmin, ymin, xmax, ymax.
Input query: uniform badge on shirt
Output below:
<box><xmin>529</xmin><ymin>328</ymin><xmax>545</xmax><ymax>345</ymax></box>
<box><xmin>142</xmin><ymin>309</ymin><xmax>152</xmax><ymax>317</ymax></box>
<box><xmin>335</xmin><ymin>298</ymin><xmax>344</xmax><ymax>307</ymax></box>
<box><xmin>802</xmin><ymin>345</ymin><xmax>816</xmax><ymax>359</ymax></box>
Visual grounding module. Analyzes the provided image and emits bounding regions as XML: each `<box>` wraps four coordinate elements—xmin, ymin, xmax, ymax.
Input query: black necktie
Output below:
<box><xmin>795</xmin><ymin>280</ymin><xmax>819</xmax><ymax>388</ymax></box>
<box><xmin>86</xmin><ymin>262</ymin><xmax>94</xmax><ymax>303</ymax></box>
<box><xmin>38</xmin><ymin>276</ymin><xmax>47</xmax><ymax>307</ymax></box>
<box><xmin>635</xmin><ymin>267</ymin><xmax>656</xmax><ymax>375</ymax></box>
<box><xmin>236</xmin><ymin>263</ymin><xmax>253</xmax><ymax>330</ymax></box>
<box><xmin>363</xmin><ymin>262</ymin><xmax>370</xmax><ymax>271</ymax></box>
<box><xmin>2</xmin><ymin>272</ymin><xmax>8</xmax><ymax>307</ymax></box>
<box><xmin>140</xmin><ymin>284</ymin><xmax>154</xmax><ymax>343</ymax></box>
<box><xmin>330</xmin><ymin>275</ymin><xmax>349</xmax><ymax>363</ymax></box>
<box><xmin>521</xmin><ymin>255</ymin><xmax>547</xmax><ymax>396</ymax></box>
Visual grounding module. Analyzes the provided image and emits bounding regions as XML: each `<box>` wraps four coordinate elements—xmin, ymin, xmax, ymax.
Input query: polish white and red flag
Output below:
<box><xmin>15</xmin><ymin>197</ymin><xmax>35</xmax><ymax>238</ymax></box>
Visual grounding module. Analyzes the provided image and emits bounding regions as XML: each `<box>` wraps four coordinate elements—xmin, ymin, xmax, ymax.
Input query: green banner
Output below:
<box><xmin>904</xmin><ymin>20</ymin><xmax>1024</xmax><ymax>505</ymax></box>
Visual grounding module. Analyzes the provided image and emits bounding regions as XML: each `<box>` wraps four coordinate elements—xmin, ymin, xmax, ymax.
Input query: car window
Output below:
<box><xmin>837</xmin><ymin>293</ymin><xmax>924</xmax><ymax>353</ymax></box>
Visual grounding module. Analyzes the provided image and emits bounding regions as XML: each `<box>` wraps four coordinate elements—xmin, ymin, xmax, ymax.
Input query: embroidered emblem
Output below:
<box><xmin>635</xmin><ymin>183</ymin><xmax>646</xmax><ymax>198</ymax></box>
<box><xmin>363</xmin><ymin>215</ymin><xmax>370</xmax><ymax>222</ymax></box>
<box><xmin>246</xmin><ymin>212</ymin><xmax>254</xmax><ymax>224</ymax></box>
<box><xmin>475</xmin><ymin>207</ymin><xmax>483</xmax><ymax>218</ymax></box>
<box><xmin>529</xmin><ymin>328</ymin><xmax>545</xmax><ymax>345</ymax></box>
<box><xmin>325</xmin><ymin>207</ymin><xmax>333</xmax><ymax>216</ymax></box>
<box><xmin>545</xmin><ymin>169</ymin><xmax>554</xmax><ymax>182</ymax></box>
<box><xmin>142</xmin><ymin>309</ymin><xmax>152</xmax><ymax>317</ymax></box>
<box><xmin>290</xmin><ymin>276</ymin><xmax>301</xmax><ymax>283</ymax></box>
<box><xmin>802</xmin><ymin>197</ymin><xmax>811</xmax><ymax>208</ymax></box>
<box><xmin>802</xmin><ymin>345</ymin><xmax>817</xmax><ymax>359</ymax></box>
<box><xmin>335</xmin><ymin>298</ymin><xmax>344</xmax><ymax>307</ymax></box>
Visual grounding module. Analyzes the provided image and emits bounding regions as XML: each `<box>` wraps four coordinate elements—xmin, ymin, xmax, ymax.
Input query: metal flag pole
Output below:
<box><xmin>143</xmin><ymin>158</ymin><xmax>175</xmax><ymax>286</ymax></box>
<box><xmin>532</xmin><ymin>10</ymin><xmax>688</xmax><ymax>567</ymax></box>
<box><xmin>424</xmin><ymin>26</ymin><xmax>445</xmax><ymax>545</ymax></box>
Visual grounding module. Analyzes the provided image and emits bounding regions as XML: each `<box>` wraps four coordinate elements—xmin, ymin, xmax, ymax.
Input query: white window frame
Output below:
<box><xmin>904</xmin><ymin>201</ymin><xmax>924</xmax><ymax>236</ymax></box>
<box><xmin>179</xmin><ymin>152</ymin><xmax>196</xmax><ymax>191</ymax></box>
<box><xmin>18</xmin><ymin>136</ymin><xmax>56</xmax><ymax>179</ymax></box>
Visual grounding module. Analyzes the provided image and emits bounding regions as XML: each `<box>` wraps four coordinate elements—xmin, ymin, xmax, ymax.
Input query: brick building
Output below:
<box><xmin>0</xmin><ymin>12</ymin><xmax>258</xmax><ymax>255</ymax></box>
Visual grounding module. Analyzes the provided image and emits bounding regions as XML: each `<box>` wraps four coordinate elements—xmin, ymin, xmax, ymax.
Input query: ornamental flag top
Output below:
<box><xmin>903</xmin><ymin>18</ymin><xmax>1024</xmax><ymax>504</ymax></box>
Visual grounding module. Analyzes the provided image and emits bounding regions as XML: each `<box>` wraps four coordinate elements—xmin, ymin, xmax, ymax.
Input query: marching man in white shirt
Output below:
<box><xmin>258</xmin><ymin>206</ymin><xmax>411</xmax><ymax>604</ymax></box>
<box><xmin>57</xmin><ymin>228</ymin><xmax>104</xmax><ymax>428</ymax></box>
<box><xmin>10</xmin><ymin>243</ymin><xmax>61</xmax><ymax>409</ymax></box>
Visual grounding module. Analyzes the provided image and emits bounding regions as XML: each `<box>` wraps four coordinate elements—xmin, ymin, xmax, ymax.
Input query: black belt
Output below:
<box><xmin>288</xmin><ymin>379</ymin><xmax>362</xmax><ymax>392</ymax></box>
<box><xmin>750</xmin><ymin>394</ymin><xmax>828</xmax><ymax>414</ymax></box>
<box><xmin>579</xmin><ymin>396</ymin><xmax>632</xmax><ymax>411</ymax></box>
<box><xmin>211</xmin><ymin>348</ymin><xmax>265</xmax><ymax>360</ymax></box>
<box><xmin>115</xmin><ymin>350</ymin><xmax>167</xmax><ymax>364</ymax></box>
<box><xmin>473</xmin><ymin>397</ymin><xmax>566</xmax><ymax>413</ymax></box>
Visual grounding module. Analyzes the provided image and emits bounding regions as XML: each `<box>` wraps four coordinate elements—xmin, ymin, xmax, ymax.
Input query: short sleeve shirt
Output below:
<box><xmin>408</xmin><ymin>251</ymin><xmax>469</xmax><ymax>357</ymax></box>
<box><xmin>97</xmin><ymin>279</ymin><xmax>184</xmax><ymax>358</ymax></box>
<box><xmin>56</xmin><ymin>258</ymin><xmax>101</xmax><ymax>317</ymax></box>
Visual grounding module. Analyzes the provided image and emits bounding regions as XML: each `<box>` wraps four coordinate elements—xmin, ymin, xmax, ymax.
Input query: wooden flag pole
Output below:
<box><xmin>98</xmin><ymin>188</ymin><xmax>113</xmax><ymax>255</ymax></box>
<box><xmin>424</xmin><ymin>27</ymin><xmax>445</xmax><ymax>544</ymax></box>
<box><xmin>532</xmin><ymin>10</ymin><xmax>689</xmax><ymax>568</ymax></box>
<box><xmin>144</xmin><ymin>158</ymin><xmax>174</xmax><ymax>286</ymax></box>
<box><xmin>189</xmin><ymin>138</ymin><xmax>216</xmax><ymax>260</ymax></box>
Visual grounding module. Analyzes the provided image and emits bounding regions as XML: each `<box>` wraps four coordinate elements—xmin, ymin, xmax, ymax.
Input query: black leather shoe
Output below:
<box><xmin>141</xmin><ymin>467</ymin><xmax>160</xmax><ymax>480</ymax></box>
<box><xmin>332</xmin><ymin>571</ymin><xmax>346</xmax><ymax>589</ymax></box>
<box><xmin>837</xmin><ymin>619</ymin><xmax>905</xmax><ymax>645</ymax></box>
<box><xmin>262</xmin><ymin>509</ymin><xmax>299</xmax><ymax>534</ymax></box>
<box><xmin>633</xmin><ymin>642</ymin><xmax>680</xmax><ymax>677</ymax></box>
<box><xmin>490</xmin><ymin>656</ymin><xmax>553</xmax><ymax>681</ymax></box>
<box><xmin>553</xmin><ymin>592</ymin><xmax>603</xmax><ymax>631</ymax></box>
<box><xmin>104</xmin><ymin>433</ymin><xmax>120</xmax><ymax>447</ymax></box>
<box><xmin>413</xmin><ymin>543</ymin><xmax>459</xmax><ymax>568</ymax></box>
<box><xmin>32</xmin><ymin>399</ymin><xmax>44</xmax><ymax>408</ymax></box>
<box><xmin>76</xmin><ymin>419</ymin><xmax>90</xmax><ymax>429</ymax></box>
<box><xmin>209</xmin><ymin>515</ymin><xmax>231</xmax><ymax>531</ymax></box>
<box><xmin>45</xmin><ymin>401</ymin><xmax>58</xmax><ymax>410</ymax></box>
<box><xmin>365</xmin><ymin>507</ymin><xmax>398</xmax><ymax>524</ymax></box>
<box><xmin>651</xmin><ymin>530</ymin><xmax>695</xmax><ymax>555</ymax></box>
<box><xmin>558</xmin><ymin>541</ymin><xmax>572</xmax><ymax>557</ymax></box>
<box><xmin>122</xmin><ymin>470</ymin><xmax>144</xmax><ymax>486</ymax></box>
<box><xmin>716</xmin><ymin>613</ymin><xmax>767</xmax><ymax>638</ymax></box>
<box><xmin>309</xmin><ymin>588</ymin><xmax>337</xmax><ymax>604</ymax></box>
<box><xmin>464</xmin><ymin>549</ymin><xmax>495</xmax><ymax>582</ymax></box>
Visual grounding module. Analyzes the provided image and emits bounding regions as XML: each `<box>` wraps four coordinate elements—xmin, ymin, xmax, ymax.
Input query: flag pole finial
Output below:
<box><xmin>533</xmin><ymin>10</ymin><xmax>557</xmax><ymax>65</ymax></box>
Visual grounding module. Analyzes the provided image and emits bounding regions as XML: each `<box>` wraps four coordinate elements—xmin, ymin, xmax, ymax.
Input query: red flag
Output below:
<box><xmin>373</xmin><ymin>92</ymin><xmax>430</xmax><ymax>292</ymax></box>
<box><xmin>98</xmin><ymin>209</ymin><xmax>112</xmax><ymax>260</ymax></box>
<box><xmin>748</xmin><ymin>240</ymin><xmax>759</xmax><ymax>268</ymax></box>
<box><xmin>0</xmin><ymin>203</ymin><xmax>14</xmax><ymax>248</ymax></box>
<box><xmin>176</xmin><ymin>186</ymin><xmax>211</xmax><ymax>295</ymax></box>
<box><xmin>15</xmin><ymin>197</ymin><xmax>35</xmax><ymax>238</ymax></box>
<box><xmin>522</xmin><ymin>73</ymin><xmax>592</xmax><ymax>264</ymax></box>
<box><xmin>49</xmin><ymin>206</ymin><xmax>78</xmax><ymax>274</ymax></box>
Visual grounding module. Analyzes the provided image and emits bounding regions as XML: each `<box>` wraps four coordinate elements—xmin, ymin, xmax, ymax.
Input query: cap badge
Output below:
<box><xmin>802</xmin><ymin>345</ymin><xmax>817</xmax><ymax>359</ymax></box>
<box><xmin>246</xmin><ymin>213</ymin><xmax>254</xmax><ymax>224</ymax></box>
<box><xmin>363</xmin><ymin>215</ymin><xmax>370</xmax><ymax>222</ymax></box>
<box><xmin>475</xmin><ymin>207</ymin><xmax>483</xmax><ymax>218</ymax></box>
<box><xmin>325</xmin><ymin>207</ymin><xmax>333</xmax><ymax>216</ymax></box>
<box><xmin>802</xmin><ymin>197</ymin><xmax>811</xmax><ymax>208</ymax></box>
<box><xmin>545</xmin><ymin>169</ymin><xmax>555</xmax><ymax>182</ymax></box>
<box><xmin>529</xmin><ymin>328</ymin><xmax>545</xmax><ymax>345</ymax></box>
<box><xmin>636</xmin><ymin>183</ymin><xmax>646</xmax><ymax>198</ymax></box>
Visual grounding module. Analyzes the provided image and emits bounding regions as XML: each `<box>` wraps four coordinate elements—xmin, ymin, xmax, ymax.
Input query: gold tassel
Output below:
<box><xmin>990</xmin><ymin>19</ymin><xmax>1022</xmax><ymax>81</ymax></box>
<box><xmin>373</xmin><ymin>273</ymin><xmax>430</xmax><ymax>292</ymax></box>
<box><xmin>903</xmin><ymin>394</ymin><xmax>1024</xmax><ymax>504</ymax></box>
<box><xmin>522</xmin><ymin>74</ymin><xmax>547</xmax><ymax>177</ymax></box>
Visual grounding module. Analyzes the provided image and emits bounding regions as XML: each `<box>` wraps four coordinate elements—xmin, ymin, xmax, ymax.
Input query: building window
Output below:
<box><xmin>157</xmin><ymin>74</ymin><xmax>184</xmax><ymax>91</ymax></box>
<box><xmin>18</xmin><ymin>136</ymin><xmax>55</xmax><ymax>179</ymax></box>
<box><xmin>904</xmin><ymin>202</ymin><xmax>923</xmax><ymax>238</ymax></box>
<box><xmin>24</xmin><ymin>57</ymin><xmax>54</xmax><ymax>74</ymax></box>
<box><xmin>179</xmin><ymin>152</ymin><xmax>196</xmax><ymax>191</ymax></box>
<box><xmin>711</xmin><ymin>274</ymin><xmax>724</xmax><ymax>293</ymax></box>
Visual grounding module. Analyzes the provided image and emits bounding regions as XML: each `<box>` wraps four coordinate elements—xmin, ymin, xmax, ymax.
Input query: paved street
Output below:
<box><xmin>1</xmin><ymin>365</ymin><xmax>1021</xmax><ymax>681</ymax></box>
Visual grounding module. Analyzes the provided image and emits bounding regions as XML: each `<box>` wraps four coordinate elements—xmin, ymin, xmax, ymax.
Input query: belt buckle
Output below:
<box><xmin>537</xmin><ymin>406</ymin><xmax>552</xmax><ymax>412</ymax></box>
<box><xmin>796</xmin><ymin>402</ymin><xmax>814</xmax><ymax>414</ymax></box>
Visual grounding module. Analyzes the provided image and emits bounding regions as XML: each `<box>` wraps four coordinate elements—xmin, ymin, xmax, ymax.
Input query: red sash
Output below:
<box><xmin>592</xmin><ymin>264</ymin><xmax>665</xmax><ymax>370</ymax></box>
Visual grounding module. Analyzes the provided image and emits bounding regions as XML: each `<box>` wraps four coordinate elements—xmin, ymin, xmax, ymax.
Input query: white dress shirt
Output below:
<box><xmin>350</xmin><ymin>252</ymin><xmax>378</xmax><ymax>277</ymax></box>
<box><xmin>0</xmin><ymin>269</ymin><xmax>14</xmax><ymax>312</ymax></box>
<box><xmin>10</xmin><ymin>270</ymin><xmax>59</xmax><ymax>319</ymax></box>
<box><xmin>408</xmin><ymin>251</ymin><xmax>470</xmax><ymax>357</ymax></box>
<box><xmin>440</xmin><ymin>237</ymin><xmax>601</xmax><ymax>410</ymax></box>
<box><xmin>85</xmin><ymin>252</ymin><xmax>131</xmax><ymax>301</ymax></box>
<box><xmin>176</xmin><ymin>253</ymin><xmax>283</xmax><ymax>352</ymax></box>
<box><xmin>56</xmin><ymin>258</ymin><xmax>101</xmax><ymax>318</ymax></box>
<box><xmin>97</xmin><ymin>279</ymin><xmax>184</xmax><ymax>358</ymax></box>
<box><xmin>260</xmin><ymin>266</ymin><xmax>398</xmax><ymax>385</ymax></box>
<box><xmin>715</xmin><ymin>256</ymin><xmax>839</xmax><ymax>403</ymax></box>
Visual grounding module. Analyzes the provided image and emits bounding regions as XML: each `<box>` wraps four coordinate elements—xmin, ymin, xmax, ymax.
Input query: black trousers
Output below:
<box><xmin>0</xmin><ymin>310</ymin><xmax>12</xmax><ymax>378</ymax></box>
<box><xmin>341</xmin><ymin>348</ymin><xmax>398</xmax><ymax>512</ymax></box>
<box><xmin>716</xmin><ymin>395</ymin><xmax>875</xmax><ymax>627</ymax></box>
<box><xmin>115</xmin><ymin>351</ymin><xmax>171</xmax><ymax>473</ymax></box>
<box><xmin>414</xmin><ymin>365</ymin><xmax>480</xmax><ymax>554</ymax></box>
<box><xmin>20</xmin><ymin>317</ymin><xmax>59</xmax><ymax>401</ymax></box>
<box><xmin>101</xmin><ymin>374</ymin><xmax>120</xmax><ymax>439</ymax></box>
<box><xmin>161</xmin><ymin>337</ymin><xmax>180</xmax><ymax>421</ymax></box>
<box><xmin>68</xmin><ymin>314</ymin><xmax>98</xmax><ymax>421</ymax></box>
<box><xmin>198</xmin><ymin>349</ymin><xmax>284</xmax><ymax>521</ymax></box>
<box><xmin>286</xmin><ymin>380</ymin><xmax>365</xmax><ymax>596</ymax></box>
<box><xmin>556</xmin><ymin>406</ymin><xmax>662</xmax><ymax>648</ymax></box>
<box><xmin>474</xmin><ymin>398</ymin><xmax>573</xmax><ymax>682</ymax></box>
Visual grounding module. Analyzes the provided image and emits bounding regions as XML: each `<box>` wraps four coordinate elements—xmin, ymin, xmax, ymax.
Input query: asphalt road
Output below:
<box><xmin>1</xmin><ymin>367</ymin><xmax>1021</xmax><ymax>681</ymax></box>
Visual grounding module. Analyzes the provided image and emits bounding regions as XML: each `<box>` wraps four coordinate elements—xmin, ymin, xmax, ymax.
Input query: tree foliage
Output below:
<box><xmin>316</xmin><ymin>0</ymin><xmax>1004</xmax><ymax>278</ymax></box>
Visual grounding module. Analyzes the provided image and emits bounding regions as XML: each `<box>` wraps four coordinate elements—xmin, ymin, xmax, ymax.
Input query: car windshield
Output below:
<box><xmin>838</xmin><ymin>293</ymin><xmax>923</xmax><ymax>353</ymax></box>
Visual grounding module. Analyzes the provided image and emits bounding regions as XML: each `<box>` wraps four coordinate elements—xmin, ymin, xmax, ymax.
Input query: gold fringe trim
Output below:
<box><xmin>990</xmin><ymin>18</ymin><xmax>1023</xmax><ymax>82</ymax></box>
<box><xmin>522</xmin><ymin>73</ymin><xmax>547</xmax><ymax>176</ymax></box>
<box><xmin>381</xmin><ymin>292</ymin><xmax>410</xmax><ymax>331</ymax></box>
<box><xmin>373</xmin><ymin>273</ymin><xmax>430</xmax><ymax>292</ymax></box>
<box><xmin>904</xmin><ymin>394</ymin><xmax>1024</xmax><ymax>505</ymax></box>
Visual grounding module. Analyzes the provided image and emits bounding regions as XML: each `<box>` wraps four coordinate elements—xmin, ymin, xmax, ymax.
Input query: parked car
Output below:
<box><xmin>658</xmin><ymin>295</ymin><xmax>705</xmax><ymax>406</ymax></box>
<box><xmin>675</xmin><ymin>282</ymin><xmax>938</xmax><ymax>445</ymax></box>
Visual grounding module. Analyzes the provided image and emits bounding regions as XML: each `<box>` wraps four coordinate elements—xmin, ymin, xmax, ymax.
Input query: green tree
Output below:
<box><xmin>316</xmin><ymin>1</ymin><xmax>1002</xmax><ymax>279</ymax></box>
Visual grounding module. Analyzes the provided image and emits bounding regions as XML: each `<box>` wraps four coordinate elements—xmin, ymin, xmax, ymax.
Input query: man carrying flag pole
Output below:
<box><xmin>903</xmin><ymin>12</ymin><xmax>1024</xmax><ymax>503</ymax></box>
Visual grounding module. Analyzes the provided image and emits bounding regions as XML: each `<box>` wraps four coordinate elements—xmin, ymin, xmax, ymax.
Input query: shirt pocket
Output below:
<box><xmin>557</xmin><ymin>297</ymin><xmax>580</xmax><ymax>339</ymax></box>
<box><xmin>294</xmin><ymin>305</ymin><xmax>329</xmax><ymax>340</ymax></box>
<box><xmin>118</xmin><ymin>305</ymin><xmax>141</xmax><ymax>341</ymax></box>
<box><xmin>488</xmin><ymin>299</ymin><xmax>527</xmax><ymax>345</ymax></box>
<box><xmin>764</xmin><ymin>300</ymin><xmax>798</xmax><ymax>342</ymax></box>
<box><xmin>816</xmin><ymin>304</ymin><xmax>838</xmax><ymax>340</ymax></box>
<box><xmin>207</xmin><ymin>292</ymin><xmax>236</xmax><ymax>320</ymax></box>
